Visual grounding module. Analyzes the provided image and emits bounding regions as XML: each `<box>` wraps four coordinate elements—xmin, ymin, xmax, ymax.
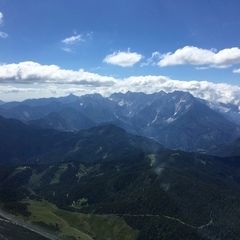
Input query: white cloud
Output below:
<box><xmin>0</xmin><ymin>12</ymin><xmax>3</xmax><ymax>25</ymax></box>
<box><xmin>0</xmin><ymin>61</ymin><xmax>240</xmax><ymax>106</ymax></box>
<box><xmin>0</xmin><ymin>61</ymin><xmax>116</xmax><ymax>86</ymax></box>
<box><xmin>61</xmin><ymin>32</ymin><xmax>93</xmax><ymax>52</ymax></box>
<box><xmin>62</xmin><ymin>34</ymin><xmax>84</xmax><ymax>45</ymax></box>
<box><xmin>0</xmin><ymin>31</ymin><xmax>8</xmax><ymax>38</ymax></box>
<box><xmin>117</xmin><ymin>75</ymin><xmax>240</xmax><ymax>106</ymax></box>
<box><xmin>159</xmin><ymin>46</ymin><xmax>240</xmax><ymax>68</ymax></box>
<box><xmin>233</xmin><ymin>68</ymin><xmax>240</xmax><ymax>73</ymax></box>
<box><xmin>0</xmin><ymin>85</ymin><xmax>38</xmax><ymax>94</ymax></box>
<box><xmin>103</xmin><ymin>50</ymin><xmax>143</xmax><ymax>67</ymax></box>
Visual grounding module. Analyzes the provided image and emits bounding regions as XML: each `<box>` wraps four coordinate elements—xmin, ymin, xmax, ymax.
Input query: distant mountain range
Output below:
<box><xmin>0</xmin><ymin>91</ymin><xmax>239</xmax><ymax>153</ymax></box>
<box><xmin>110</xmin><ymin>91</ymin><xmax>240</xmax><ymax>153</ymax></box>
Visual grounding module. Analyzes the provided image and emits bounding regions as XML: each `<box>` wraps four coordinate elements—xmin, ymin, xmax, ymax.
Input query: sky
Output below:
<box><xmin>0</xmin><ymin>0</ymin><xmax>240</xmax><ymax>103</ymax></box>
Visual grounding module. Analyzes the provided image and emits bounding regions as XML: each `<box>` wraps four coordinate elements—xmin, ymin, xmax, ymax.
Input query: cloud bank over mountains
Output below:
<box><xmin>0</xmin><ymin>61</ymin><xmax>239</xmax><ymax>106</ymax></box>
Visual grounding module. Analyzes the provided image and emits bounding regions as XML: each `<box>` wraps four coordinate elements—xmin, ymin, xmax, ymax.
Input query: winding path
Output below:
<box><xmin>109</xmin><ymin>213</ymin><xmax>213</xmax><ymax>230</ymax></box>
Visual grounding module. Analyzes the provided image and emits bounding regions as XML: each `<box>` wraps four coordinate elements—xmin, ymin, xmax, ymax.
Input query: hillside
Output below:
<box><xmin>0</xmin><ymin>116</ymin><xmax>160</xmax><ymax>164</ymax></box>
<box><xmin>1</xmin><ymin>116</ymin><xmax>240</xmax><ymax>239</ymax></box>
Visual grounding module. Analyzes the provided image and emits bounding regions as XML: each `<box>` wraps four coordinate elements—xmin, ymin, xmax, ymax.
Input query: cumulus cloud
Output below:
<box><xmin>0</xmin><ymin>61</ymin><xmax>240</xmax><ymax>106</ymax></box>
<box><xmin>0</xmin><ymin>61</ymin><xmax>116</xmax><ymax>86</ymax></box>
<box><xmin>159</xmin><ymin>46</ymin><xmax>240</xmax><ymax>68</ymax></box>
<box><xmin>103</xmin><ymin>50</ymin><xmax>143</xmax><ymax>67</ymax></box>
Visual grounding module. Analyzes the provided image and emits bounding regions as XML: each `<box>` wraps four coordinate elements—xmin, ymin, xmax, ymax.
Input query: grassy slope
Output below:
<box><xmin>2</xmin><ymin>150</ymin><xmax>240</xmax><ymax>239</ymax></box>
<box><xmin>25</xmin><ymin>200</ymin><xmax>138</xmax><ymax>240</ymax></box>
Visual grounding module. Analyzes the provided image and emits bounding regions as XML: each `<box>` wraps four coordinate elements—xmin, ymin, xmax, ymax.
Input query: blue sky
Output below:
<box><xmin>0</xmin><ymin>0</ymin><xmax>240</xmax><ymax>101</ymax></box>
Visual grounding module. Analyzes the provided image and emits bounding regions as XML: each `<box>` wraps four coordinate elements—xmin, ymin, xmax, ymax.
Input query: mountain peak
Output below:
<box><xmin>63</xmin><ymin>93</ymin><xmax>79</xmax><ymax>100</ymax></box>
<box><xmin>67</xmin><ymin>93</ymin><xmax>77</xmax><ymax>97</ymax></box>
<box><xmin>81</xmin><ymin>93</ymin><xmax>104</xmax><ymax>100</ymax></box>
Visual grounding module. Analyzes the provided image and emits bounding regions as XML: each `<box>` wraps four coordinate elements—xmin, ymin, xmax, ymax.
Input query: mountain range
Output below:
<box><xmin>0</xmin><ymin>91</ymin><xmax>239</xmax><ymax>153</ymax></box>
<box><xmin>1</xmin><ymin>91</ymin><xmax>240</xmax><ymax>239</ymax></box>
<box><xmin>0</xmin><ymin>114</ymin><xmax>240</xmax><ymax>239</ymax></box>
